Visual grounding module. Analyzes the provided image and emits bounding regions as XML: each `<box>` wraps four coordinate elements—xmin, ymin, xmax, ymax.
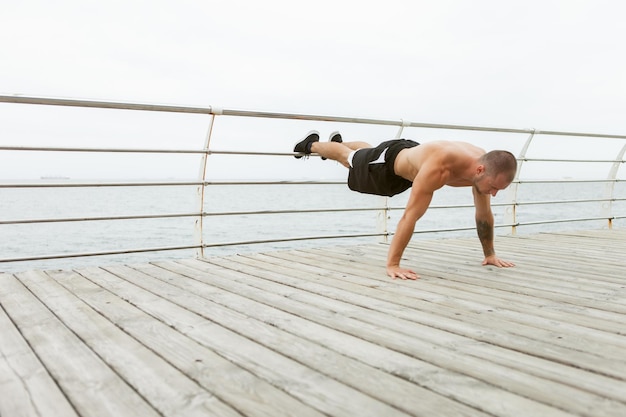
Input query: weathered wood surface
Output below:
<box><xmin>1</xmin><ymin>229</ymin><xmax>625</xmax><ymax>417</ymax></box>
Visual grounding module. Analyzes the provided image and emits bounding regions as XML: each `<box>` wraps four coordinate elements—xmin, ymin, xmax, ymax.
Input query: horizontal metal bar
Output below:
<box><xmin>202</xmin><ymin>224</ymin><xmax>518</xmax><ymax>248</ymax></box>
<box><xmin>174</xmin><ymin>223</ymin><xmax>519</xmax><ymax>248</ymax></box>
<box><xmin>0</xmin><ymin>180</ymin><xmax>347</xmax><ymax>188</ymax></box>
<box><xmin>0</xmin><ymin>146</ymin><xmax>298</xmax><ymax>157</ymax></box>
<box><xmin>396</xmin><ymin>197</ymin><xmax>623</xmax><ymax>212</ymax></box>
<box><xmin>0</xmin><ymin>212</ymin><xmax>202</xmax><ymax>226</ymax></box>
<box><xmin>202</xmin><ymin>232</ymin><xmax>386</xmax><ymax>248</ymax></box>
<box><xmin>1</xmin><ymin>208</ymin><xmax>383</xmax><ymax>225</ymax></box>
<box><xmin>204</xmin><ymin>180</ymin><xmax>346</xmax><ymax>185</ymax></box>
<box><xmin>203</xmin><ymin>207</ymin><xmax>384</xmax><ymax>217</ymax></box>
<box><xmin>388</xmin><ymin>203</ymin><xmax>475</xmax><ymax>211</ymax></box>
<box><xmin>0</xmin><ymin>146</ymin><xmax>207</xmax><ymax>154</ymax></box>
<box><xmin>0</xmin><ymin>244</ymin><xmax>202</xmax><ymax>263</ymax></box>
<box><xmin>0</xmin><ymin>233</ymin><xmax>387</xmax><ymax>263</ymax></box>
<box><xmin>0</xmin><ymin>95</ymin><xmax>214</xmax><ymax>114</ymax></box>
<box><xmin>207</xmin><ymin>224</ymin><xmax>514</xmax><ymax>246</ymax></box>
<box><xmin>224</xmin><ymin>109</ymin><xmax>626</xmax><ymax>138</ymax></box>
<box><xmin>513</xmin><ymin>198</ymin><xmax>619</xmax><ymax>206</ymax></box>
<box><xmin>387</xmin><ymin>197</ymin><xmax>617</xmax><ymax>211</ymax></box>
<box><xmin>4</xmin><ymin>95</ymin><xmax>626</xmax><ymax>139</ymax></box>
<box><xmin>515</xmin><ymin>216</ymin><xmax>612</xmax><ymax>227</ymax></box>
<box><xmin>1</xmin><ymin>95</ymin><xmax>517</xmax><ymax>132</ymax></box>
<box><xmin>404</xmin><ymin>223</ymin><xmax>514</xmax><ymax>236</ymax></box>
<box><xmin>516</xmin><ymin>179</ymin><xmax>620</xmax><ymax>184</ymax></box>
<box><xmin>220</xmin><ymin>108</ymin><xmax>533</xmax><ymax>133</ymax></box>
<box><xmin>411</xmin><ymin>225</ymin><xmax>477</xmax><ymax>235</ymax></box>
<box><xmin>534</xmin><ymin>129</ymin><xmax>626</xmax><ymax>140</ymax></box>
<box><xmin>523</xmin><ymin>158</ymin><xmax>624</xmax><ymax>163</ymax></box>
<box><xmin>0</xmin><ymin>181</ymin><xmax>204</xmax><ymax>188</ymax></box>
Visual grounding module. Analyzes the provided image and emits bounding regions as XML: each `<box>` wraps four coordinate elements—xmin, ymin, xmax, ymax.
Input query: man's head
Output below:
<box><xmin>474</xmin><ymin>150</ymin><xmax>518</xmax><ymax>196</ymax></box>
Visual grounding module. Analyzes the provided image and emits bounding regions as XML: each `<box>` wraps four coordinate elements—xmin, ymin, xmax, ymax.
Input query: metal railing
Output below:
<box><xmin>1</xmin><ymin>95</ymin><xmax>624</xmax><ymax>268</ymax></box>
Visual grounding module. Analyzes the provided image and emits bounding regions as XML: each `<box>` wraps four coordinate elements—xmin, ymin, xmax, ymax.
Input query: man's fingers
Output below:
<box><xmin>393</xmin><ymin>272</ymin><xmax>419</xmax><ymax>280</ymax></box>
<box><xmin>387</xmin><ymin>266</ymin><xmax>420</xmax><ymax>280</ymax></box>
<box><xmin>495</xmin><ymin>259</ymin><xmax>515</xmax><ymax>268</ymax></box>
<box><xmin>484</xmin><ymin>258</ymin><xmax>516</xmax><ymax>268</ymax></box>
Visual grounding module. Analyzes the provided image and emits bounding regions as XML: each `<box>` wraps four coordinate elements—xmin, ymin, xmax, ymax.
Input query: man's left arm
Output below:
<box><xmin>473</xmin><ymin>191</ymin><xmax>515</xmax><ymax>268</ymax></box>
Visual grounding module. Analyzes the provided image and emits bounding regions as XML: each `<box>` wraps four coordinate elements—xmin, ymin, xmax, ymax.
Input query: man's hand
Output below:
<box><xmin>387</xmin><ymin>265</ymin><xmax>420</xmax><ymax>280</ymax></box>
<box><xmin>482</xmin><ymin>255</ymin><xmax>515</xmax><ymax>268</ymax></box>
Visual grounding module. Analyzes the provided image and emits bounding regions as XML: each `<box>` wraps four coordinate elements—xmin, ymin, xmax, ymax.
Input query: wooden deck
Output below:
<box><xmin>1</xmin><ymin>229</ymin><xmax>625</xmax><ymax>417</ymax></box>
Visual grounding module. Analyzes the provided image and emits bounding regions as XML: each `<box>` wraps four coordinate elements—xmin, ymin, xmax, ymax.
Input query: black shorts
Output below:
<box><xmin>347</xmin><ymin>139</ymin><xmax>419</xmax><ymax>197</ymax></box>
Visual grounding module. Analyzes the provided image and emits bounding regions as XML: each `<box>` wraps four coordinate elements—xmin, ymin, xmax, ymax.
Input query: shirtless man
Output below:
<box><xmin>294</xmin><ymin>131</ymin><xmax>517</xmax><ymax>279</ymax></box>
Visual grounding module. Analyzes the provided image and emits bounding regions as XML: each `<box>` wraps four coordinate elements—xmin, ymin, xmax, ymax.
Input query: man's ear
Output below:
<box><xmin>476</xmin><ymin>165</ymin><xmax>486</xmax><ymax>175</ymax></box>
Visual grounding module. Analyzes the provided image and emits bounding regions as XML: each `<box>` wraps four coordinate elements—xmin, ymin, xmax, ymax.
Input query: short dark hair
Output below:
<box><xmin>480</xmin><ymin>150</ymin><xmax>517</xmax><ymax>182</ymax></box>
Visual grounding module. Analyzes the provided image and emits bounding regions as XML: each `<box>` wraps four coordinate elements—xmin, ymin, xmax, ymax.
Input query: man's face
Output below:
<box><xmin>474</xmin><ymin>172</ymin><xmax>512</xmax><ymax>196</ymax></box>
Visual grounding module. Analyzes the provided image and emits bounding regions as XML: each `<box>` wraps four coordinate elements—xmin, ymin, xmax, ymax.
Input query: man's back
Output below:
<box><xmin>394</xmin><ymin>140</ymin><xmax>486</xmax><ymax>187</ymax></box>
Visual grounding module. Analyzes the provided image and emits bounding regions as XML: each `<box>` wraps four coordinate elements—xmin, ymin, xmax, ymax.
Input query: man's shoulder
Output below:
<box><xmin>425</xmin><ymin>141</ymin><xmax>485</xmax><ymax>162</ymax></box>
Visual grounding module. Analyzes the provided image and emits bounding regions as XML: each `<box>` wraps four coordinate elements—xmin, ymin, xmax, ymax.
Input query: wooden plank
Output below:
<box><xmin>414</xmin><ymin>234</ymin><xmax>626</xmax><ymax>274</ymax></box>
<box><xmin>74</xmin><ymin>265</ymin><xmax>409</xmax><ymax>417</ymax></box>
<box><xmin>266</xmin><ymin>245</ymin><xmax>626</xmax><ymax>334</ymax></box>
<box><xmin>45</xmin><ymin>268</ymin><xmax>326</xmax><ymax>417</ymax></box>
<box><xmin>309</xmin><ymin>244</ymin><xmax>626</xmax><ymax>349</ymax></box>
<box><xmin>15</xmin><ymin>270</ymin><xmax>241</xmax><ymax>417</ymax></box>
<box><xmin>146</xmin><ymin>259</ymin><xmax>576</xmax><ymax>417</ymax></box>
<box><xmin>404</xmin><ymin>235</ymin><xmax>622</xmax><ymax>280</ymax></box>
<box><xmin>342</xmin><ymin>241</ymin><xmax>625</xmax><ymax>303</ymax></box>
<box><xmin>2</xmin><ymin>229</ymin><xmax>624</xmax><ymax>417</ymax></box>
<box><xmin>519</xmin><ymin>230</ymin><xmax>626</xmax><ymax>248</ymax></box>
<box><xmin>0</xmin><ymin>272</ymin><xmax>160</xmax><ymax>417</ymax></box>
<box><xmin>312</xmin><ymin>241</ymin><xmax>620</xmax><ymax>295</ymax></box>
<box><xmin>346</xmin><ymin>242</ymin><xmax>626</xmax><ymax>318</ymax></box>
<box><xmin>321</xmin><ymin>245</ymin><xmax>626</xmax><ymax>345</ymax></box>
<box><xmin>413</xmin><ymin>231</ymin><xmax>626</xmax><ymax>270</ymax></box>
<box><xmin>171</xmin><ymin>261</ymin><xmax>626</xmax><ymax>410</ymax></box>
<box><xmin>135</xmin><ymin>260</ymin><xmax>495</xmax><ymax>417</ymax></box>
<box><xmin>247</xmin><ymin>247</ymin><xmax>626</xmax><ymax>367</ymax></box>
<box><xmin>0</xmin><ymin>275</ymin><xmax>79</xmax><ymax>417</ymax></box>
<box><xmin>194</xmin><ymin>256</ymin><xmax>626</xmax><ymax>416</ymax></box>
<box><xmin>412</xmin><ymin>239</ymin><xmax>626</xmax><ymax>289</ymax></box>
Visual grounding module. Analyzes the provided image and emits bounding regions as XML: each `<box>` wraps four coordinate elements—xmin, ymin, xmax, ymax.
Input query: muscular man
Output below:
<box><xmin>294</xmin><ymin>130</ymin><xmax>517</xmax><ymax>279</ymax></box>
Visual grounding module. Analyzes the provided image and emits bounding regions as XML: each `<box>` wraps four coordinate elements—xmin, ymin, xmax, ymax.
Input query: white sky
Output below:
<box><xmin>1</xmin><ymin>0</ymin><xmax>626</xmax><ymax>180</ymax></box>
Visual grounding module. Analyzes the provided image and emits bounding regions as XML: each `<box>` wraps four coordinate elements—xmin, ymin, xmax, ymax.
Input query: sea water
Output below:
<box><xmin>1</xmin><ymin>181</ymin><xmax>623</xmax><ymax>273</ymax></box>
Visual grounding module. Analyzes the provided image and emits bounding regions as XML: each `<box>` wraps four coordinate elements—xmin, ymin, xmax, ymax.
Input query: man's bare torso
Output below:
<box><xmin>394</xmin><ymin>141</ymin><xmax>485</xmax><ymax>187</ymax></box>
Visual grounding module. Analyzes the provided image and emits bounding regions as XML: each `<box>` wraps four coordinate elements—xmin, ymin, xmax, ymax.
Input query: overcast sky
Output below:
<box><xmin>2</xmin><ymin>0</ymin><xmax>626</xmax><ymax>179</ymax></box>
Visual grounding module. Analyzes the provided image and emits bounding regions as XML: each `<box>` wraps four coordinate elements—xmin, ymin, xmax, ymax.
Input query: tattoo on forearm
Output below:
<box><xmin>476</xmin><ymin>220</ymin><xmax>495</xmax><ymax>256</ymax></box>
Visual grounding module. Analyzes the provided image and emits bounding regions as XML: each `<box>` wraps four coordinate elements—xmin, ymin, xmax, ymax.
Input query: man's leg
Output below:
<box><xmin>294</xmin><ymin>131</ymin><xmax>371</xmax><ymax>167</ymax></box>
<box><xmin>310</xmin><ymin>141</ymin><xmax>371</xmax><ymax>168</ymax></box>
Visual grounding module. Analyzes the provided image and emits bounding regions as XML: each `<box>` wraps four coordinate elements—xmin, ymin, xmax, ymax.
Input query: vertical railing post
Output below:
<box><xmin>377</xmin><ymin>119</ymin><xmax>412</xmax><ymax>243</ymax></box>
<box><xmin>602</xmin><ymin>143</ymin><xmax>626</xmax><ymax>229</ymax></box>
<box><xmin>194</xmin><ymin>112</ymin><xmax>217</xmax><ymax>258</ymax></box>
<box><xmin>505</xmin><ymin>129</ymin><xmax>535</xmax><ymax>235</ymax></box>
<box><xmin>377</xmin><ymin>197</ymin><xmax>390</xmax><ymax>243</ymax></box>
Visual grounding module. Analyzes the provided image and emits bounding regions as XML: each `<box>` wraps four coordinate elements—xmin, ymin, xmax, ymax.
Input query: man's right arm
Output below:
<box><xmin>386</xmin><ymin>184</ymin><xmax>434</xmax><ymax>279</ymax></box>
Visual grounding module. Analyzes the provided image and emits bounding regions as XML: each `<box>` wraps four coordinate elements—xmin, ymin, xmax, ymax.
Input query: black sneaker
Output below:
<box><xmin>293</xmin><ymin>130</ymin><xmax>320</xmax><ymax>159</ymax></box>
<box><xmin>321</xmin><ymin>131</ymin><xmax>343</xmax><ymax>160</ymax></box>
<box><xmin>329</xmin><ymin>131</ymin><xmax>343</xmax><ymax>143</ymax></box>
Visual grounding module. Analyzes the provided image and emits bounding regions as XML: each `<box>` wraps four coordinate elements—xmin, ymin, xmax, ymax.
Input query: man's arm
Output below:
<box><xmin>386</xmin><ymin>161</ymin><xmax>447</xmax><ymax>279</ymax></box>
<box><xmin>473</xmin><ymin>190</ymin><xmax>515</xmax><ymax>268</ymax></box>
<box><xmin>386</xmin><ymin>185</ymin><xmax>433</xmax><ymax>279</ymax></box>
